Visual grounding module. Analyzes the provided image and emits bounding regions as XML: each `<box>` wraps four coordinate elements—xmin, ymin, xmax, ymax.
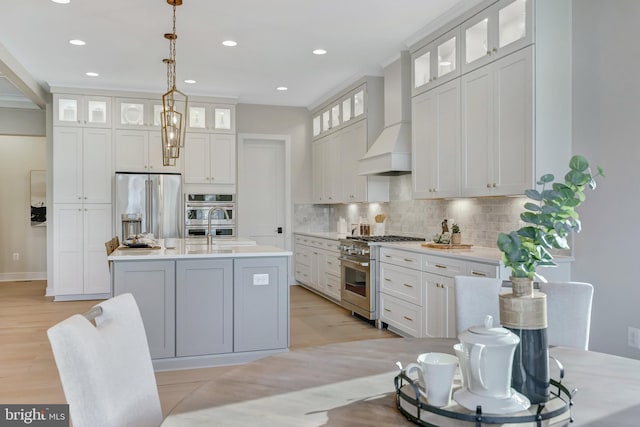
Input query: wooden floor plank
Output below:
<box><xmin>0</xmin><ymin>281</ymin><xmax>396</xmax><ymax>416</ymax></box>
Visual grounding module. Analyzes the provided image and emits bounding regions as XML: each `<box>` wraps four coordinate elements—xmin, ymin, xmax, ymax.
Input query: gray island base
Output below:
<box><xmin>108</xmin><ymin>240</ymin><xmax>291</xmax><ymax>371</ymax></box>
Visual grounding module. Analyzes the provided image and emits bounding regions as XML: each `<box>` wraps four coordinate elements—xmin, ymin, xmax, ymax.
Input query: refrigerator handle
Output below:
<box><xmin>145</xmin><ymin>179</ymin><xmax>152</xmax><ymax>234</ymax></box>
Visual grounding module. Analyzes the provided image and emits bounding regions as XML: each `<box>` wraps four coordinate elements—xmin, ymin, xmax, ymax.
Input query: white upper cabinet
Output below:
<box><xmin>461</xmin><ymin>0</ymin><xmax>532</xmax><ymax>73</ymax></box>
<box><xmin>115</xmin><ymin>98</ymin><xmax>164</xmax><ymax>129</ymax></box>
<box><xmin>53</xmin><ymin>127</ymin><xmax>112</xmax><ymax>203</ymax></box>
<box><xmin>461</xmin><ymin>46</ymin><xmax>533</xmax><ymax>196</ymax></box>
<box><xmin>412</xmin><ymin>79</ymin><xmax>461</xmax><ymax>199</ymax></box>
<box><xmin>412</xmin><ymin>27</ymin><xmax>460</xmax><ymax>96</ymax></box>
<box><xmin>54</xmin><ymin>94</ymin><xmax>112</xmax><ymax>128</ymax></box>
<box><xmin>184</xmin><ymin>133</ymin><xmax>235</xmax><ymax>185</ymax></box>
<box><xmin>187</xmin><ymin>103</ymin><xmax>235</xmax><ymax>133</ymax></box>
<box><xmin>114</xmin><ymin>129</ymin><xmax>181</xmax><ymax>173</ymax></box>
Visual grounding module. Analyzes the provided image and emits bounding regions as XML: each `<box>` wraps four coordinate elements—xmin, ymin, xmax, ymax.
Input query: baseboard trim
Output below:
<box><xmin>0</xmin><ymin>272</ymin><xmax>47</xmax><ymax>282</ymax></box>
<box><xmin>152</xmin><ymin>348</ymin><xmax>289</xmax><ymax>371</ymax></box>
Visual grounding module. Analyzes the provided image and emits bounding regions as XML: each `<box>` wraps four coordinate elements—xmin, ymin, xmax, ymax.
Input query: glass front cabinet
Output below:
<box><xmin>460</xmin><ymin>0</ymin><xmax>532</xmax><ymax>73</ymax></box>
<box><xmin>311</xmin><ymin>86</ymin><xmax>366</xmax><ymax>140</ymax></box>
<box><xmin>54</xmin><ymin>94</ymin><xmax>112</xmax><ymax>128</ymax></box>
<box><xmin>187</xmin><ymin>103</ymin><xmax>235</xmax><ymax>133</ymax></box>
<box><xmin>412</xmin><ymin>27</ymin><xmax>460</xmax><ymax>96</ymax></box>
<box><xmin>115</xmin><ymin>98</ymin><xmax>164</xmax><ymax>129</ymax></box>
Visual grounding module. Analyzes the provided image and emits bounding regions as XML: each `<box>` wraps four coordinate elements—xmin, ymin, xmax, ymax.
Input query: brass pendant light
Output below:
<box><xmin>161</xmin><ymin>0</ymin><xmax>188</xmax><ymax>166</ymax></box>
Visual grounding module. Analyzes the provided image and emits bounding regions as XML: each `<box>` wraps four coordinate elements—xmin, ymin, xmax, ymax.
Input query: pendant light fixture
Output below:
<box><xmin>161</xmin><ymin>0</ymin><xmax>188</xmax><ymax>166</ymax></box>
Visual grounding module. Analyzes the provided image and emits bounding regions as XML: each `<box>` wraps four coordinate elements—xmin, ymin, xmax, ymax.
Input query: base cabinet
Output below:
<box><xmin>176</xmin><ymin>259</ymin><xmax>233</xmax><ymax>357</ymax></box>
<box><xmin>112</xmin><ymin>256</ymin><xmax>289</xmax><ymax>367</ymax></box>
<box><xmin>234</xmin><ymin>257</ymin><xmax>289</xmax><ymax>352</ymax></box>
<box><xmin>112</xmin><ymin>260</ymin><xmax>176</xmax><ymax>359</ymax></box>
<box><xmin>425</xmin><ymin>274</ymin><xmax>457</xmax><ymax>338</ymax></box>
<box><xmin>294</xmin><ymin>234</ymin><xmax>341</xmax><ymax>303</ymax></box>
<box><xmin>53</xmin><ymin>203</ymin><xmax>112</xmax><ymax>297</ymax></box>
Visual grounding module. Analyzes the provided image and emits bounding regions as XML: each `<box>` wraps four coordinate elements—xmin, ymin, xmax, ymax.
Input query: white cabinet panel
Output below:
<box><xmin>412</xmin><ymin>79</ymin><xmax>461</xmax><ymax>199</ymax></box>
<box><xmin>461</xmin><ymin>46</ymin><xmax>533</xmax><ymax>196</ymax></box>
<box><xmin>54</xmin><ymin>94</ymin><xmax>112</xmax><ymax>128</ymax></box>
<box><xmin>54</xmin><ymin>204</ymin><xmax>112</xmax><ymax>296</ymax></box>
<box><xmin>53</xmin><ymin>127</ymin><xmax>111</xmax><ymax>203</ymax></box>
<box><xmin>184</xmin><ymin>133</ymin><xmax>235</xmax><ymax>185</ymax></box>
<box><xmin>115</xmin><ymin>129</ymin><xmax>181</xmax><ymax>173</ymax></box>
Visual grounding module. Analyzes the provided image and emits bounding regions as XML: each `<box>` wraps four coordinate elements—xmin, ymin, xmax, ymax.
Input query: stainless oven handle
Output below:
<box><xmin>338</xmin><ymin>257</ymin><xmax>369</xmax><ymax>268</ymax></box>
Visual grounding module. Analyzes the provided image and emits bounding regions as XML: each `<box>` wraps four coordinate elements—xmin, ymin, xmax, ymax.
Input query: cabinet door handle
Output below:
<box><xmin>384</xmin><ymin>308</ymin><xmax>391</xmax><ymax>312</ymax></box>
<box><xmin>434</xmin><ymin>264</ymin><xmax>447</xmax><ymax>269</ymax></box>
<box><xmin>403</xmin><ymin>283</ymin><xmax>413</xmax><ymax>288</ymax></box>
<box><xmin>404</xmin><ymin>316</ymin><xmax>413</xmax><ymax>321</ymax></box>
<box><xmin>471</xmin><ymin>271</ymin><xmax>487</xmax><ymax>277</ymax></box>
<box><xmin>404</xmin><ymin>258</ymin><xmax>414</xmax><ymax>263</ymax></box>
<box><xmin>385</xmin><ymin>278</ymin><xmax>391</xmax><ymax>282</ymax></box>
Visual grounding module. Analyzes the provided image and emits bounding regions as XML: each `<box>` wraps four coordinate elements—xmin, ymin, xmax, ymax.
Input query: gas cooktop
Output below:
<box><xmin>346</xmin><ymin>235</ymin><xmax>425</xmax><ymax>243</ymax></box>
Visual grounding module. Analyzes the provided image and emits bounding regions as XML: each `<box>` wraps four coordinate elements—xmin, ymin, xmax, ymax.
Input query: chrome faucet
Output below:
<box><xmin>207</xmin><ymin>207</ymin><xmax>230</xmax><ymax>245</ymax></box>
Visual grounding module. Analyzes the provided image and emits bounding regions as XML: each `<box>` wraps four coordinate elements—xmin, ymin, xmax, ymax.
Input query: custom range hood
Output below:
<box><xmin>359</xmin><ymin>51</ymin><xmax>412</xmax><ymax>175</ymax></box>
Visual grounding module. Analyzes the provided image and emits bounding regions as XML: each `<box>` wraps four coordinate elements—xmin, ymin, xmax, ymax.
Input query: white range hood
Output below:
<box><xmin>359</xmin><ymin>51</ymin><xmax>412</xmax><ymax>175</ymax></box>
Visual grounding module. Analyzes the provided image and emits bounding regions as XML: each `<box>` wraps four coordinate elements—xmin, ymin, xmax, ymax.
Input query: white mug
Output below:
<box><xmin>406</xmin><ymin>352</ymin><xmax>458</xmax><ymax>407</ymax></box>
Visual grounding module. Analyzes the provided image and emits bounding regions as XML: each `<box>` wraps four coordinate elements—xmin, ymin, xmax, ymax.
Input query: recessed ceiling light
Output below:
<box><xmin>184</xmin><ymin>79</ymin><xmax>196</xmax><ymax>84</ymax></box>
<box><xmin>69</xmin><ymin>39</ymin><xmax>86</xmax><ymax>46</ymax></box>
<box><xmin>85</xmin><ymin>72</ymin><xmax>99</xmax><ymax>77</ymax></box>
<box><xmin>276</xmin><ymin>86</ymin><xmax>288</xmax><ymax>91</ymax></box>
<box><xmin>222</xmin><ymin>40</ymin><xmax>238</xmax><ymax>47</ymax></box>
<box><xmin>313</xmin><ymin>49</ymin><xmax>327</xmax><ymax>55</ymax></box>
<box><xmin>51</xmin><ymin>0</ymin><xmax>71</xmax><ymax>3</ymax></box>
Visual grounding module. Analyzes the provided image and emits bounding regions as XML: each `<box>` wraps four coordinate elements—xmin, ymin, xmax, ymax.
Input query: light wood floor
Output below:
<box><xmin>0</xmin><ymin>280</ymin><xmax>396</xmax><ymax>417</ymax></box>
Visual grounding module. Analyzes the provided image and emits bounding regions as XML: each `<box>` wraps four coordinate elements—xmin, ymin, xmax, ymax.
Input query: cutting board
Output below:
<box><xmin>422</xmin><ymin>242</ymin><xmax>473</xmax><ymax>250</ymax></box>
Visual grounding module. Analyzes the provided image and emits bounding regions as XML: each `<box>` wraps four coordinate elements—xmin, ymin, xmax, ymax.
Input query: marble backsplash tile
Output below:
<box><xmin>294</xmin><ymin>174</ymin><xmax>530</xmax><ymax>249</ymax></box>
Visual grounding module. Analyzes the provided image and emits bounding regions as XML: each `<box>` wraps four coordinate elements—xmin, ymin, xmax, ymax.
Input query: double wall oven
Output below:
<box><xmin>339</xmin><ymin>236</ymin><xmax>425</xmax><ymax>321</ymax></box>
<box><xmin>184</xmin><ymin>194</ymin><xmax>235</xmax><ymax>239</ymax></box>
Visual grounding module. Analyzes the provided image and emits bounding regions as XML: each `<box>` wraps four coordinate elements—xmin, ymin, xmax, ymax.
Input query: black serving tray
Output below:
<box><xmin>394</xmin><ymin>372</ymin><xmax>575</xmax><ymax>427</ymax></box>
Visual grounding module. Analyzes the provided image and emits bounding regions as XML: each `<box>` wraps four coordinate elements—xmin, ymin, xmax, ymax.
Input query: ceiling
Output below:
<box><xmin>0</xmin><ymin>0</ymin><xmax>482</xmax><ymax>109</ymax></box>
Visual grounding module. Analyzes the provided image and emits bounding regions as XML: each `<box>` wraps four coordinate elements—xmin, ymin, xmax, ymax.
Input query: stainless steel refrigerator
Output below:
<box><xmin>115</xmin><ymin>172</ymin><xmax>182</xmax><ymax>240</ymax></box>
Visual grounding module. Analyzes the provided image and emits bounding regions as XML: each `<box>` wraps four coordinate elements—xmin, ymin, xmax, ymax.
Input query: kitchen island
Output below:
<box><xmin>108</xmin><ymin>239</ymin><xmax>292</xmax><ymax>370</ymax></box>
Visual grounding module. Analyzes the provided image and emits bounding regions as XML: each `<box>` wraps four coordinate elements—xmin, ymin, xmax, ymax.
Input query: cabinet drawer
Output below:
<box><xmin>295</xmin><ymin>249</ymin><xmax>311</xmax><ymax>267</ymax></box>
<box><xmin>380</xmin><ymin>293</ymin><xmax>423</xmax><ymax>337</ymax></box>
<box><xmin>380</xmin><ymin>247</ymin><xmax>422</xmax><ymax>270</ymax></box>
<box><xmin>295</xmin><ymin>235</ymin><xmax>312</xmax><ymax>245</ymax></box>
<box><xmin>466</xmin><ymin>261</ymin><xmax>498</xmax><ymax>278</ymax></box>
<box><xmin>423</xmin><ymin>255</ymin><xmax>465</xmax><ymax>277</ymax></box>
<box><xmin>295</xmin><ymin>263</ymin><xmax>311</xmax><ymax>285</ymax></box>
<box><xmin>324</xmin><ymin>239</ymin><xmax>341</xmax><ymax>252</ymax></box>
<box><xmin>324</xmin><ymin>252</ymin><xmax>341</xmax><ymax>276</ymax></box>
<box><xmin>325</xmin><ymin>273</ymin><xmax>341</xmax><ymax>300</ymax></box>
<box><xmin>380</xmin><ymin>263</ymin><xmax>423</xmax><ymax>305</ymax></box>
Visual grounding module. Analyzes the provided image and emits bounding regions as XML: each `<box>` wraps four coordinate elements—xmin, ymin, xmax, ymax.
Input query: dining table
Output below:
<box><xmin>161</xmin><ymin>338</ymin><xmax>640</xmax><ymax>426</ymax></box>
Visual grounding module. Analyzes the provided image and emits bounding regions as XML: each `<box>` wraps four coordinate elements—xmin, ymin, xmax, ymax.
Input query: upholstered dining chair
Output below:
<box><xmin>539</xmin><ymin>281</ymin><xmax>594</xmax><ymax>350</ymax></box>
<box><xmin>47</xmin><ymin>293</ymin><xmax>163</xmax><ymax>427</ymax></box>
<box><xmin>454</xmin><ymin>275</ymin><xmax>504</xmax><ymax>335</ymax></box>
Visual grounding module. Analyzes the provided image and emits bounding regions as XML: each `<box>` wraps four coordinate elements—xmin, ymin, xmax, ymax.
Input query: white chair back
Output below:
<box><xmin>47</xmin><ymin>293</ymin><xmax>163</xmax><ymax>427</ymax></box>
<box><xmin>454</xmin><ymin>276</ymin><xmax>503</xmax><ymax>336</ymax></box>
<box><xmin>539</xmin><ymin>281</ymin><xmax>594</xmax><ymax>350</ymax></box>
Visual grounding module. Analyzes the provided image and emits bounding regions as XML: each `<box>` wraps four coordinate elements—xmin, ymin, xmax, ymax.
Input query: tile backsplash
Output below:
<box><xmin>294</xmin><ymin>174</ymin><xmax>528</xmax><ymax>249</ymax></box>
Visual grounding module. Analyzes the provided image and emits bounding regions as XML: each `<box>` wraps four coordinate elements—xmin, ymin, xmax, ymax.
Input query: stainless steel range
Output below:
<box><xmin>338</xmin><ymin>235</ymin><xmax>425</xmax><ymax>321</ymax></box>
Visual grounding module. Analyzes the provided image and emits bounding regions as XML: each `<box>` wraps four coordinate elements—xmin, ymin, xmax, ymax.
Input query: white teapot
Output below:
<box><xmin>457</xmin><ymin>315</ymin><xmax>519</xmax><ymax>399</ymax></box>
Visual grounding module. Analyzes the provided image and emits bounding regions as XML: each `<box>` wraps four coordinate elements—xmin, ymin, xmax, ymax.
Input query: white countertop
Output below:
<box><xmin>377</xmin><ymin>241</ymin><xmax>573</xmax><ymax>265</ymax></box>
<box><xmin>294</xmin><ymin>231</ymin><xmax>347</xmax><ymax>240</ymax></box>
<box><xmin>108</xmin><ymin>238</ymin><xmax>292</xmax><ymax>261</ymax></box>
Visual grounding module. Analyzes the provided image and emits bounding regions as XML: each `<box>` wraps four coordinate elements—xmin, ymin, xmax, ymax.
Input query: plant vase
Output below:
<box><xmin>451</xmin><ymin>233</ymin><xmax>461</xmax><ymax>245</ymax></box>
<box><xmin>499</xmin><ymin>277</ymin><xmax>550</xmax><ymax>404</ymax></box>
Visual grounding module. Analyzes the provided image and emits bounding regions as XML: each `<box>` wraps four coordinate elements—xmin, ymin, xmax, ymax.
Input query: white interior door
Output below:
<box><xmin>237</xmin><ymin>135</ymin><xmax>290</xmax><ymax>249</ymax></box>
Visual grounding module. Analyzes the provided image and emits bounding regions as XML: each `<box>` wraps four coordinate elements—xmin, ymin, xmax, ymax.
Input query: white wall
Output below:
<box><xmin>572</xmin><ymin>0</ymin><xmax>640</xmax><ymax>359</ymax></box>
<box><xmin>0</xmin><ymin>135</ymin><xmax>47</xmax><ymax>280</ymax></box>
<box><xmin>0</xmin><ymin>107</ymin><xmax>45</xmax><ymax>136</ymax></box>
<box><xmin>236</xmin><ymin>104</ymin><xmax>311</xmax><ymax>204</ymax></box>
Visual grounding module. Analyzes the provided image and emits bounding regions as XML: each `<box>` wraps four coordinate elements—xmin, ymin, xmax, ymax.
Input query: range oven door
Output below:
<box><xmin>340</xmin><ymin>257</ymin><xmax>372</xmax><ymax>319</ymax></box>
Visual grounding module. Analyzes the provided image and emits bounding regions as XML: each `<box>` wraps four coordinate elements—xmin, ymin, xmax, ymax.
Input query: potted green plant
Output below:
<box><xmin>496</xmin><ymin>154</ymin><xmax>603</xmax><ymax>404</ymax></box>
<box><xmin>451</xmin><ymin>223</ymin><xmax>461</xmax><ymax>245</ymax></box>
<box><xmin>497</xmin><ymin>155</ymin><xmax>604</xmax><ymax>283</ymax></box>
